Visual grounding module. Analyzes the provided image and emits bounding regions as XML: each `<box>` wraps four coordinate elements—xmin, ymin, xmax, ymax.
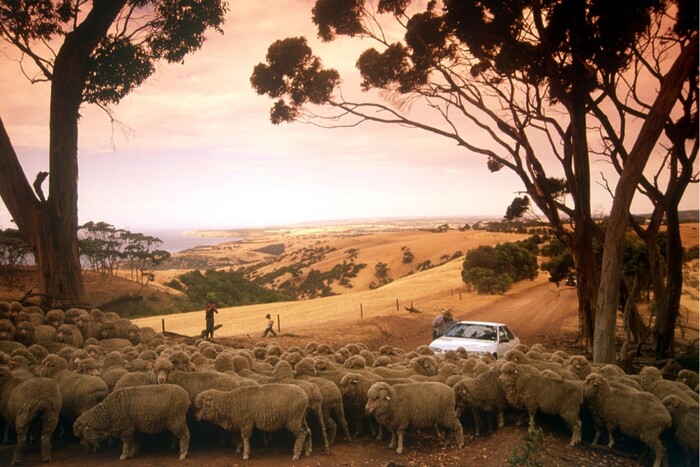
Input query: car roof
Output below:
<box><xmin>454</xmin><ymin>321</ymin><xmax>509</xmax><ymax>327</ymax></box>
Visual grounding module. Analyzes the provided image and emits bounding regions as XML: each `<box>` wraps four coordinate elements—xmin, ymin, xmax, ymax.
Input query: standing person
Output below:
<box><xmin>262</xmin><ymin>313</ymin><xmax>277</xmax><ymax>337</ymax></box>
<box><xmin>431</xmin><ymin>309</ymin><xmax>456</xmax><ymax>340</ymax></box>
<box><xmin>204</xmin><ymin>299</ymin><xmax>218</xmax><ymax>340</ymax></box>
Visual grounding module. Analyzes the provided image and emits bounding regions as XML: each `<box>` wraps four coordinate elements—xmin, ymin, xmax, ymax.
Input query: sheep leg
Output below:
<box><xmin>472</xmin><ymin>409</ymin><xmax>482</xmax><ymax>436</ymax></box>
<box><xmin>170</xmin><ymin>425</ymin><xmax>190</xmax><ymax>460</ymax></box>
<box><xmin>332</xmin><ymin>406</ymin><xmax>351</xmax><ymax>442</ymax></box>
<box><xmin>395</xmin><ymin>428</ymin><xmax>406</xmax><ymax>454</ymax></box>
<box><xmin>606</xmin><ymin>427</ymin><xmax>616</xmax><ymax>448</ymax></box>
<box><xmin>120</xmin><ymin>428</ymin><xmax>136</xmax><ymax>460</ymax></box>
<box><xmin>40</xmin><ymin>410</ymin><xmax>59</xmax><ymax>462</ymax></box>
<box><xmin>497</xmin><ymin>408</ymin><xmax>505</xmax><ymax>429</ymax></box>
<box><xmin>592</xmin><ymin>429</ymin><xmax>601</xmax><ymax>445</ymax></box>
<box><xmin>303</xmin><ymin>425</ymin><xmax>312</xmax><ymax>457</ymax></box>
<box><xmin>388</xmin><ymin>430</ymin><xmax>397</xmax><ymax>450</ymax></box>
<box><xmin>11</xmin><ymin>413</ymin><xmax>29</xmax><ymax>465</ymax></box>
<box><xmin>640</xmin><ymin>433</ymin><xmax>666</xmax><ymax>467</ymax></box>
<box><xmin>324</xmin><ymin>413</ymin><xmax>337</xmax><ymax>444</ymax></box>
<box><xmin>566</xmin><ymin>416</ymin><xmax>582</xmax><ymax>447</ymax></box>
<box><xmin>290</xmin><ymin>422</ymin><xmax>306</xmax><ymax>460</ymax></box>
<box><xmin>450</xmin><ymin>419</ymin><xmax>464</xmax><ymax>449</ymax></box>
<box><xmin>311</xmin><ymin>407</ymin><xmax>329</xmax><ymax>451</ymax></box>
<box><xmin>240</xmin><ymin>429</ymin><xmax>253</xmax><ymax>460</ymax></box>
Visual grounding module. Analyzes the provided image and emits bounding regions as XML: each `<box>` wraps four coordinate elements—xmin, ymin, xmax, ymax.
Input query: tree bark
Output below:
<box><xmin>0</xmin><ymin>1</ymin><xmax>127</xmax><ymax>307</ymax></box>
<box><xmin>593</xmin><ymin>36</ymin><xmax>698</xmax><ymax>363</ymax></box>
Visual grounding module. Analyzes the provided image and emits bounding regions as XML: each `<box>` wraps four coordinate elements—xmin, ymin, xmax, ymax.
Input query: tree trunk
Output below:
<box><xmin>0</xmin><ymin>1</ymin><xmax>126</xmax><ymax>307</ymax></box>
<box><xmin>655</xmin><ymin>201</ymin><xmax>684</xmax><ymax>358</ymax></box>
<box><xmin>593</xmin><ymin>37</ymin><xmax>698</xmax><ymax>363</ymax></box>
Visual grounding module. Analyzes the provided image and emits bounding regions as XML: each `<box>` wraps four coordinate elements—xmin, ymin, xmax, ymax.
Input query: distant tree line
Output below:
<box><xmin>165</xmin><ymin>269</ymin><xmax>289</xmax><ymax>310</ymax></box>
<box><xmin>78</xmin><ymin>222</ymin><xmax>171</xmax><ymax>284</ymax></box>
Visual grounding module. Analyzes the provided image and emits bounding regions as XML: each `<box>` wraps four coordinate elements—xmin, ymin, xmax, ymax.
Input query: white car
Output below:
<box><xmin>429</xmin><ymin>321</ymin><xmax>520</xmax><ymax>358</ymax></box>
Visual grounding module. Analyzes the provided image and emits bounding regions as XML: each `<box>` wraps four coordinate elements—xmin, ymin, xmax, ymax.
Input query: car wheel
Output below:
<box><xmin>492</xmin><ymin>352</ymin><xmax>498</xmax><ymax>359</ymax></box>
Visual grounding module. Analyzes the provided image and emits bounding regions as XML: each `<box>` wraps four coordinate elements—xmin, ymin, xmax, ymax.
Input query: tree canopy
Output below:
<box><xmin>252</xmin><ymin>0</ymin><xmax>698</xmax><ymax>362</ymax></box>
<box><xmin>0</xmin><ymin>0</ymin><xmax>227</xmax><ymax>306</ymax></box>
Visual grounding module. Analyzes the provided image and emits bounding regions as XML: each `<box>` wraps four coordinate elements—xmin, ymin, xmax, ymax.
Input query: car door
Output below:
<box><xmin>496</xmin><ymin>325</ymin><xmax>517</xmax><ymax>357</ymax></box>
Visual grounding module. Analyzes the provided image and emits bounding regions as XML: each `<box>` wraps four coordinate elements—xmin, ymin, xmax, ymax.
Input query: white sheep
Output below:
<box><xmin>365</xmin><ymin>381</ymin><xmax>464</xmax><ymax>454</ymax></box>
<box><xmin>194</xmin><ymin>384</ymin><xmax>311</xmax><ymax>460</ymax></box>
<box><xmin>498</xmin><ymin>361</ymin><xmax>582</xmax><ymax>446</ymax></box>
<box><xmin>0</xmin><ymin>366</ymin><xmax>62</xmax><ymax>465</ymax></box>
<box><xmin>583</xmin><ymin>373</ymin><xmax>671</xmax><ymax>467</ymax></box>
<box><xmin>73</xmin><ymin>384</ymin><xmax>190</xmax><ymax>460</ymax></box>
<box><xmin>662</xmin><ymin>394</ymin><xmax>699</xmax><ymax>461</ymax></box>
<box><xmin>453</xmin><ymin>366</ymin><xmax>508</xmax><ymax>436</ymax></box>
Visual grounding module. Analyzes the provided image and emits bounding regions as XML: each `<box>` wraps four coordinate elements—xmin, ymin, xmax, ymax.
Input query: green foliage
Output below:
<box><xmin>683</xmin><ymin>245</ymin><xmax>698</xmax><ymax>262</ymax></box>
<box><xmin>507</xmin><ymin>427</ymin><xmax>548</xmax><ymax>466</ymax></box>
<box><xmin>416</xmin><ymin>259</ymin><xmax>433</xmax><ymax>271</ymax></box>
<box><xmin>540</xmin><ymin>253</ymin><xmax>574</xmax><ymax>286</ymax></box>
<box><xmin>174</xmin><ymin>269</ymin><xmax>289</xmax><ymax>311</ymax></box>
<box><xmin>463</xmin><ymin>267</ymin><xmax>513</xmax><ymax>294</ymax></box>
<box><xmin>505</xmin><ymin>195</ymin><xmax>530</xmax><ymax>220</ymax></box>
<box><xmin>0</xmin><ymin>229</ymin><xmax>32</xmax><ymax>288</ymax></box>
<box><xmin>253</xmin><ymin>243</ymin><xmax>286</xmax><ymax>256</ymax></box>
<box><xmin>401</xmin><ymin>246</ymin><xmax>414</xmax><ymax>264</ymax></box>
<box><xmin>462</xmin><ymin>241</ymin><xmax>538</xmax><ymax>294</ymax></box>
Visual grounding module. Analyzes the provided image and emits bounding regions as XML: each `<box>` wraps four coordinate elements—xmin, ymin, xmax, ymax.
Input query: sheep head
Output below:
<box><xmin>583</xmin><ymin>373</ymin><xmax>608</xmax><ymax>399</ymax></box>
<box><xmin>153</xmin><ymin>356</ymin><xmax>174</xmax><ymax>384</ymax></box>
<box><xmin>194</xmin><ymin>390</ymin><xmax>227</xmax><ymax>426</ymax></box>
<box><xmin>365</xmin><ymin>382</ymin><xmax>395</xmax><ymax>415</ymax></box>
<box><xmin>504</xmin><ymin>349</ymin><xmax>527</xmax><ymax>364</ymax></box>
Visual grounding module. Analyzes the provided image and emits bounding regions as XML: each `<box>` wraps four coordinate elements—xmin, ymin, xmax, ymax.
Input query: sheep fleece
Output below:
<box><xmin>73</xmin><ymin>384</ymin><xmax>190</xmax><ymax>460</ymax></box>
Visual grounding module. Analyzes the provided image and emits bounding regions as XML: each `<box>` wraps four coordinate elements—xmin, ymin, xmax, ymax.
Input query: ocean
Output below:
<box><xmin>149</xmin><ymin>230</ymin><xmax>240</xmax><ymax>254</ymax></box>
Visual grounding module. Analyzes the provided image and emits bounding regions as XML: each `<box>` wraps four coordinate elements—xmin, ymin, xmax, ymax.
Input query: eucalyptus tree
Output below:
<box><xmin>0</xmin><ymin>0</ymin><xmax>227</xmax><ymax>306</ymax></box>
<box><xmin>251</xmin><ymin>0</ymin><xmax>697</xmax><ymax>361</ymax></box>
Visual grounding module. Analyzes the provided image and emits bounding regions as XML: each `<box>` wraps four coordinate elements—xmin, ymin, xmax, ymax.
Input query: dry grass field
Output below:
<box><xmin>133</xmin><ymin>222</ymin><xmax>698</xmax><ymax>355</ymax></box>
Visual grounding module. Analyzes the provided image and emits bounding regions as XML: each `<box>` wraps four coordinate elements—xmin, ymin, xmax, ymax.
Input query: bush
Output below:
<box><xmin>462</xmin><ymin>241</ymin><xmax>537</xmax><ymax>294</ymax></box>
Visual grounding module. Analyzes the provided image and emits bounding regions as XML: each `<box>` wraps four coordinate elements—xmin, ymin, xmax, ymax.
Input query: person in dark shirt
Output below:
<box><xmin>204</xmin><ymin>300</ymin><xmax>218</xmax><ymax>339</ymax></box>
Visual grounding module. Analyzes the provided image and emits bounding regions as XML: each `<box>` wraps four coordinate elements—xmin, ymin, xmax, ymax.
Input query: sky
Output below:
<box><xmin>0</xmin><ymin>1</ymin><xmax>697</xmax><ymax>233</ymax></box>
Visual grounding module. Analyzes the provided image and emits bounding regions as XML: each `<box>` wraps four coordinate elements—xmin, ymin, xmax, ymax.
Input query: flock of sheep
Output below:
<box><xmin>0</xmin><ymin>300</ymin><xmax>698</xmax><ymax>466</ymax></box>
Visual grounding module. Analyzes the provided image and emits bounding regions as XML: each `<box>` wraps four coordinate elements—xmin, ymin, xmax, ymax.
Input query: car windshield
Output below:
<box><xmin>444</xmin><ymin>323</ymin><xmax>497</xmax><ymax>341</ymax></box>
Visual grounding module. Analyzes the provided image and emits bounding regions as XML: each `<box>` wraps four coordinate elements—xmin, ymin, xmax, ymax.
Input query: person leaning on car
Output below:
<box><xmin>432</xmin><ymin>309</ymin><xmax>456</xmax><ymax>340</ymax></box>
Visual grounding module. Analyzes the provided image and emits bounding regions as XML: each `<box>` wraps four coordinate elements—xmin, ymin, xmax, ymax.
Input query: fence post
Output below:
<box><xmin>396</xmin><ymin>299</ymin><xmax>399</xmax><ymax>311</ymax></box>
<box><xmin>360</xmin><ymin>303</ymin><xmax>363</xmax><ymax>319</ymax></box>
<box><xmin>277</xmin><ymin>314</ymin><xmax>280</xmax><ymax>332</ymax></box>
<box><xmin>161</xmin><ymin>319</ymin><xmax>165</xmax><ymax>333</ymax></box>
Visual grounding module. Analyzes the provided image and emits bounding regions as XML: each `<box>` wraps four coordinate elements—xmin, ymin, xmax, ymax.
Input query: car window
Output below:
<box><xmin>498</xmin><ymin>326</ymin><xmax>507</xmax><ymax>341</ymax></box>
<box><xmin>503</xmin><ymin>326</ymin><xmax>515</xmax><ymax>340</ymax></box>
<box><xmin>445</xmin><ymin>323</ymin><xmax>496</xmax><ymax>341</ymax></box>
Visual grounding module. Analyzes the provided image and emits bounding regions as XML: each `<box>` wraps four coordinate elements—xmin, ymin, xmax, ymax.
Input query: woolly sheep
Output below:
<box><xmin>152</xmin><ymin>356</ymin><xmax>240</xmax><ymax>404</ymax></box>
<box><xmin>0</xmin><ymin>319</ymin><xmax>17</xmax><ymax>341</ymax></box>
<box><xmin>498</xmin><ymin>361</ymin><xmax>582</xmax><ymax>446</ymax></box>
<box><xmin>453</xmin><ymin>367</ymin><xmax>508</xmax><ymax>436</ymax></box>
<box><xmin>365</xmin><ymin>381</ymin><xmax>463</xmax><ymax>454</ymax></box>
<box><xmin>73</xmin><ymin>384</ymin><xmax>190</xmax><ymax>460</ymax></box>
<box><xmin>504</xmin><ymin>349</ymin><xmax>577</xmax><ymax>379</ymax></box>
<box><xmin>37</xmin><ymin>354</ymin><xmax>109</xmax><ymax>424</ymax></box>
<box><xmin>639</xmin><ymin>366</ymin><xmax>699</xmax><ymax>407</ymax></box>
<box><xmin>271</xmin><ymin>361</ymin><xmax>329</xmax><ymax>451</ymax></box>
<box><xmin>583</xmin><ymin>373</ymin><xmax>671</xmax><ymax>467</ymax></box>
<box><xmin>64</xmin><ymin>308</ymin><xmax>88</xmax><ymax>325</ymax></box>
<box><xmin>44</xmin><ymin>309</ymin><xmax>65</xmax><ymax>330</ymax></box>
<box><xmin>56</xmin><ymin>324</ymin><xmax>84</xmax><ymax>348</ymax></box>
<box><xmin>339</xmin><ymin>372</ymin><xmax>384</xmax><ymax>438</ymax></box>
<box><xmin>15</xmin><ymin>310</ymin><xmax>44</xmax><ymax>327</ymax></box>
<box><xmin>662</xmin><ymin>394</ymin><xmax>699</xmax><ymax>460</ymax></box>
<box><xmin>677</xmin><ymin>369</ymin><xmax>699</xmax><ymax>392</ymax></box>
<box><xmin>294</xmin><ymin>356</ymin><xmax>351</xmax><ymax>444</ymax></box>
<box><xmin>194</xmin><ymin>384</ymin><xmax>311</xmax><ymax>460</ymax></box>
<box><xmin>75</xmin><ymin>312</ymin><xmax>103</xmax><ymax>341</ymax></box>
<box><xmin>15</xmin><ymin>321</ymin><xmax>57</xmax><ymax>347</ymax></box>
<box><xmin>0</xmin><ymin>366</ymin><xmax>62</xmax><ymax>465</ymax></box>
